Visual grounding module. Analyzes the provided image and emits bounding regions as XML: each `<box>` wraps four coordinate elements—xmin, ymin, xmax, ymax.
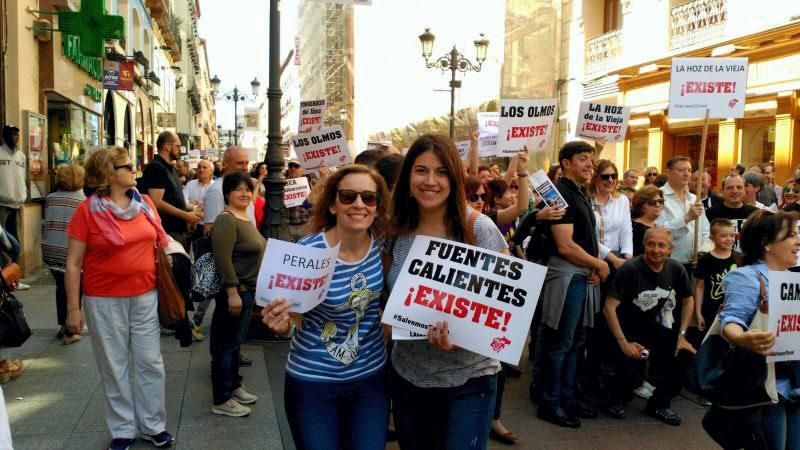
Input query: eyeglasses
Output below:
<box><xmin>114</xmin><ymin>163</ymin><xmax>134</xmax><ymax>172</ymax></box>
<box><xmin>509</xmin><ymin>185</ymin><xmax>519</xmax><ymax>190</ymax></box>
<box><xmin>468</xmin><ymin>193</ymin><xmax>488</xmax><ymax>202</ymax></box>
<box><xmin>784</xmin><ymin>187</ymin><xmax>800</xmax><ymax>195</ymax></box>
<box><xmin>646</xmin><ymin>172</ymin><xmax>658</xmax><ymax>177</ymax></box>
<box><xmin>599</xmin><ymin>173</ymin><xmax>618</xmax><ymax>181</ymax></box>
<box><xmin>646</xmin><ymin>198</ymin><xmax>665</xmax><ymax>206</ymax></box>
<box><xmin>337</xmin><ymin>190</ymin><xmax>378</xmax><ymax>206</ymax></box>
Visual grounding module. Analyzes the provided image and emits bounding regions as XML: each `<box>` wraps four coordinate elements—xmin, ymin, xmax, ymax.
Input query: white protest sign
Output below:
<box><xmin>668</xmin><ymin>57</ymin><xmax>748</xmax><ymax>119</ymax></box>
<box><xmin>382</xmin><ymin>236</ymin><xmax>546</xmax><ymax>364</ymax></box>
<box><xmin>245</xmin><ymin>148</ymin><xmax>259</xmax><ymax>163</ymax></box>
<box><xmin>298</xmin><ymin>99</ymin><xmax>326</xmax><ymax>133</ymax></box>
<box><xmin>496</xmin><ymin>99</ymin><xmax>557</xmax><ymax>156</ymax></box>
<box><xmin>255</xmin><ymin>239</ymin><xmax>340</xmax><ymax>313</ymax></box>
<box><xmin>575</xmin><ymin>102</ymin><xmax>631</xmax><ymax>143</ymax></box>
<box><xmin>476</xmin><ymin>112</ymin><xmax>499</xmax><ymax>157</ymax></box>
<box><xmin>392</xmin><ymin>327</ymin><xmax>426</xmax><ymax>340</ymax></box>
<box><xmin>455</xmin><ymin>140</ymin><xmax>470</xmax><ymax>161</ymax></box>
<box><xmin>291</xmin><ymin>125</ymin><xmax>352</xmax><ymax>170</ymax></box>
<box><xmin>283</xmin><ymin>177</ymin><xmax>311</xmax><ymax>208</ymax></box>
<box><xmin>767</xmin><ymin>271</ymin><xmax>800</xmax><ymax>362</ymax></box>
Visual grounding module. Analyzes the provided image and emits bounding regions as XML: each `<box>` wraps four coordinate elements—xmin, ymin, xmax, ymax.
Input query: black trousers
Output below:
<box><xmin>50</xmin><ymin>269</ymin><xmax>80</xmax><ymax>335</ymax></box>
<box><xmin>601</xmin><ymin>323</ymin><xmax>693</xmax><ymax>409</ymax></box>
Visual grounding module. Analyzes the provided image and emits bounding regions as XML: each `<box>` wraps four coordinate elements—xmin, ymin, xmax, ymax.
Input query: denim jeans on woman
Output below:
<box><xmin>210</xmin><ymin>289</ymin><xmax>254</xmax><ymax>405</ymax></box>
<box><xmin>284</xmin><ymin>371</ymin><xmax>389</xmax><ymax>450</ymax></box>
<box><xmin>391</xmin><ymin>367</ymin><xmax>497</xmax><ymax>450</ymax></box>
<box><xmin>703</xmin><ymin>400</ymin><xmax>800</xmax><ymax>449</ymax></box>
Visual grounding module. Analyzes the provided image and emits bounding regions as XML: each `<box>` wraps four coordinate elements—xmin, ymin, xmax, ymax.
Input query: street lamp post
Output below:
<box><xmin>211</xmin><ymin>75</ymin><xmax>261</xmax><ymax>146</ymax></box>
<box><xmin>418</xmin><ymin>29</ymin><xmax>489</xmax><ymax>139</ymax></box>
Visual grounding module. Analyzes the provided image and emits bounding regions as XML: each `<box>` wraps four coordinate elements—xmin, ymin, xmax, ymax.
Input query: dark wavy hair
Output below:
<box><xmin>389</xmin><ymin>133</ymin><xmax>471</xmax><ymax>244</ymax></box>
<box><xmin>631</xmin><ymin>185</ymin><xmax>664</xmax><ymax>219</ymax></box>
<box><xmin>222</xmin><ymin>171</ymin><xmax>254</xmax><ymax>205</ymax></box>
<box><xmin>740</xmin><ymin>209</ymin><xmax>799</xmax><ymax>266</ymax></box>
<box><xmin>309</xmin><ymin>164</ymin><xmax>389</xmax><ymax>240</ymax></box>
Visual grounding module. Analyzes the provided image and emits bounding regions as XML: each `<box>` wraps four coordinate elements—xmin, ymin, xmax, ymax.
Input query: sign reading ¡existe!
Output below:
<box><xmin>496</xmin><ymin>99</ymin><xmax>557</xmax><ymax>156</ymax></box>
<box><xmin>767</xmin><ymin>271</ymin><xmax>800</xmax><ymax>363</ymax></box>
<box><xmin>382</xmin><ymin>236</ymin><xmax>546</xmax><ymax>364</ymax></box>
<box><xmin>668</xmin><ymin>57</ymin><xmax>748</xmax><ymax>119</ymax></box>
<box><xmin>291</xmin><ymin>125</ymin><xmax>352</xmax><ymax>170</ymax></box>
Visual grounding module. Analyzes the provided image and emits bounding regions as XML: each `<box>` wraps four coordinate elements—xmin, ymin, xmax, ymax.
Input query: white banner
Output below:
<box><xmin>455</xmin><ymin>140</ymin><xmax>470</xmax><ymax>161</ymax></box>
<box><xmin>298</xmin><ymin>99</ymin><xmax>326</xmax><ymax>133</ymax></box>
<box><xmin>382</xmin><ymin>236</ymin><xmax>547</xmax><ymax>364</ymax></box>
<box><xmin>575</xmin><ymin>102</ymin><xmax>631</xmax><ymax>143</ymax></box>
<box><xmin>292</xmin><ymin>125</ymin><xmax>352</xmax><ymax>170</ymax></box>
<box><xmin>668</xmin><ymin>57</ymin><xmax>748</xmax><ymax>119</ymax></box>
<box><xmin>496</xmin><ymin>99</ymin><xmax>557</xmax><ymax>156</ymax></box>
<box><xmin>767</xmin><ymin>271</ymin><xmax>800</xmax><ymax>362</ymax></box>
<box><xmin>284</xmin><ymin>177</ymin><xmax>311</xmax><ymax>208</ymax></box>
<box><xmin>476</xmin><ymin>112</ymin><xmax>499</xmax><ymax>157</ymax></box>
<box><xmin>255</xmin><ymin>239</ymin><xmax>340</xmax><ymax>313</ymax></box>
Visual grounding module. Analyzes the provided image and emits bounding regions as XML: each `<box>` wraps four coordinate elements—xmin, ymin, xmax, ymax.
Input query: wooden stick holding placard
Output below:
<box><xmin>691</xmin><ymin>108</ymin><xmax>711</xmax><ymax>263</ymax></box>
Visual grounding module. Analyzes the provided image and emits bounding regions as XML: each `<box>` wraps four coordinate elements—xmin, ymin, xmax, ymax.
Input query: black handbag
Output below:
<box><xmin>694</xmin><ymin>274</ymin><xmax>778</xmax><ymax>409</ymax></box>
<box><xmin>0</xmin><ymin>275</ymin><xmax>31</xmax><ymax>347</ymax></box>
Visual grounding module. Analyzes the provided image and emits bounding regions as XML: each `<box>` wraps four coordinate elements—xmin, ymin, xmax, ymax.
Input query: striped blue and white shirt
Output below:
<box><xmin>286</xmin><ymin>231</ymin><xmax>387</xmax><ymax>382</ymax></box>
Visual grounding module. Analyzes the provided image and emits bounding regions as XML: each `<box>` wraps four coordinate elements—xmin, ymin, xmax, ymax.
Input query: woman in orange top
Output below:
<box><xmin>65</xmin><ymin>147</ymin><xmax>175</xmax><ymax>450</ymax></box>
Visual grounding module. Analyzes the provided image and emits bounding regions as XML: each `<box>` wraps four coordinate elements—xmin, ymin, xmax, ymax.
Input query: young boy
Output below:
<box><xmin>693</xmin><ymin>218</ymin><xmax>738</xmax><ymax>337</ymax></box>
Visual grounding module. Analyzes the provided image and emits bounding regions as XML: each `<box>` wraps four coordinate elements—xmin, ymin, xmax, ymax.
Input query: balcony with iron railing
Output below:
<box><xmin>585</xmin><ymin>28</ymin><xmax>623</xmax><ymax>75</ymax></box>
<box><xmin>670</xmin><ymin>0</ymin><xmax>727</xmax><ymax>50</ymax></box>
<box><xmin>146</xmin><ymin>0</ymin><xmax>182</xmax><ymax>60</ymax></box>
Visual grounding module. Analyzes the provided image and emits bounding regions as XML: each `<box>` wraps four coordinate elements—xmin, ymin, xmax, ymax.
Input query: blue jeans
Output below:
<box><xmin>761</xmin><ymin>400</ymin><xmax>800</xmax><ymax>450</ymax></box>
<box><xmin>284</xmin><ymin>371</ymin><xmax>389</xmax><ymax>450</ymax></box>
<box><xmin>391</xmin><ymin>367</ymin><xmax>497</xmax><ymax>450</ymax></box>
<box><xmin>210</xmin><ymin>289</ymin><xmax>254</xmax><ymax>405</ymax></box>
<box><xmin>533</xmin><ymin>273</ymin><xmax>588</xmax><ymax>415</ymax></box>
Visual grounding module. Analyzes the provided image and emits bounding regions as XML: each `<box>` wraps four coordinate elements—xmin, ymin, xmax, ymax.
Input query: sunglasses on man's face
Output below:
<box><xmin>599</xmin><ymin>173</ymin><xmax>617</xmax><ymax>181</ymax></box>
<box><xmin>468</xmin><ymin>193</ymin><xmax>488</xmax><ymax>202</ymax></box>
<box><xmin>646</xmin><ymin>198</ymin><xmax>665</xmax><ymax>206</ymax></box>
<box><xmin>337</xmin><ymin>190</ymin><xmax>378</xmax><ymax>206</ymax></box>
<box><xmin>114</xmin><ymin>163</ymin><xmax>134</xmax><ymax>172</ymax></box>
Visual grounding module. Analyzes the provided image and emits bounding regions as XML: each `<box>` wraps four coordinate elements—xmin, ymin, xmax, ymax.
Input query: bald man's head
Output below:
<box><xmin>223</xmin><ymin>146</ymin><xmax>249</xmax><ymax>175</ymax></box>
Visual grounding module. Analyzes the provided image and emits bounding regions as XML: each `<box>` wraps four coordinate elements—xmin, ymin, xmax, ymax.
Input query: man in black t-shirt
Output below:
<box><xmin>141</xmin><ymin>131</ymin><xmax>203</xmax><ymax>249</ymax></box>
<box><xmin>602</xmin><ymin>227</ymin><xmax>695</xmax><ymax>426</ymax></box>
<box><xmin>706</xmin><ymin>174</ymin><xmax>758</xmax><ymax>252</ymax></box>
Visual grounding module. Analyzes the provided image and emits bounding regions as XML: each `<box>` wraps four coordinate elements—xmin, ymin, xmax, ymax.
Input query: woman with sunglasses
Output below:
<box><xmin>386</xmin><ymin>134</ymin><xmax>508</xmax><ymax>449</ymax></box>
<box><xmin>261</xmin><ymin>165</ymin><xmax>391</xmax><ymax>449</ymax></box>
<box><xmin>781</xmin><ymin>181</ymin><xmax>800</xmax><ymax>213</ymax></box>
<box><xmin>65</xmin><ymin>147</ymin><xmax>174</xmax><ymax>449</ymax></box>
<box><xmin>630</xmin><ymin>186</ymin><xmax>666</xmax><ymax>257</ymax></box>
<box><xmin>589</xmin><ymin>160</ymin><xmax>632</xmax><ymax>270</ymax></box>
<box><xmin>643</xmin><ymin>167</ymin><xmax>660</xmax><ymax>186</ymax></box>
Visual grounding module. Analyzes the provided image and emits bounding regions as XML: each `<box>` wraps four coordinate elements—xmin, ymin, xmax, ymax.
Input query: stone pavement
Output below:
<box><xmin>3</xmin><ymin>272</ymin><xmax>718</xmax><ymax>449</ymax></box>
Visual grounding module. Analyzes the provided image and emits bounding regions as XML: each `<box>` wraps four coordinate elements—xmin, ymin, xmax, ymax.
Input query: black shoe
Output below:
<box><xmin>503</xmin><ymin>365</ymin><xmax>522</xmax><ymax>378</ymax></box>
<box><xmin>239</xmin><ymin>355</ymin><xmax>253</xmax><ymax>367</ymax></box>
<box><xmin>565</xmin><ymin>403</ymin><xmax>598</xmax><ymax>419</ymax></box>
<box><xmin>528</xmin><ymin>382</ymin><xmax>537</xmax><ymax>404</ymax></box>
<box><xmin>603</xmin><ymin>402</ymin><xmax>627</xmax><ymax>419</ymax></box>
<box><xmin>537</xmin><ymin>409</ymin><xmax>581</xmax><ymax>428</ymax></box>
<box><xmin>645</xmin><ymin>405</ymin><xmax>682</xmax><ymax>426</ymax></box>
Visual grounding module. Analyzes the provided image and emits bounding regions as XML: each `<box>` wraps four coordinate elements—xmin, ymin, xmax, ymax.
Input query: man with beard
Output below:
<box><xmin>601</xmin><ymin>227</ymin><xmax>695</xmax><ymax>425</ymax></box>
<box><xmin>706</xmin><ymin>173</ymin><xmax>758</xmax><ymax>253</ymax></box>
<box><xmin>142</xmin><ymin>131</ymin><xmax>203</xmax><ymax>249</ymax></box>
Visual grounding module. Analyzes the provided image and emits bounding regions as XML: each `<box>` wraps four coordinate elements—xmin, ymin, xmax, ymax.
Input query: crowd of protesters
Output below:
<box><xmin>0</xmin><ymin>125</ymin><xmax>796</xmax><ymax>449</ymax></box>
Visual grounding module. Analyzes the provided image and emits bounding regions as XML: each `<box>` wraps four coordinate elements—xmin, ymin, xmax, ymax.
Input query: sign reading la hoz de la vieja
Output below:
<box><xmin>382</xmin><ymin>236</ymin><xmax>546</xmax><ymax>364</ymax></box>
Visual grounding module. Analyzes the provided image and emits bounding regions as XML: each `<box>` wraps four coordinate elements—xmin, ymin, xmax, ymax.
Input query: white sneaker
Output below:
<box><xmin>643</xmin><ymin>381</ymin><xmax>656</xmax><ymax>393</ymax></box>
<box><xmin>633</xmin><ymin>384</ymin><xmax>653</xmax><ymax>399</ymax></box>
<box><xmin>233</xmin><ymin>386</ymin><xmax>258</xmax><ymax>404</ymax></box>
<box><xmin>212</xmin><ymin>398</ymin><xmax>251</xmax><ymax>417</ymax></box>
<box><xmin>16</xmin><ymin>282</ymin><xmax>30</xmax><ymax>290</ymax></box>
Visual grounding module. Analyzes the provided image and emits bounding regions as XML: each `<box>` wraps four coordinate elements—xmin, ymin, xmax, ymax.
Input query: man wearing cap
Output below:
<box><xmin>0</xmin><ymin>125</ymin><xmax>26</xmax><ymax>239</ymax></box>
<box><xmin>285</xmin><ymin>160</ymin><xmax>310</xmax><ymax>242</ymax></box>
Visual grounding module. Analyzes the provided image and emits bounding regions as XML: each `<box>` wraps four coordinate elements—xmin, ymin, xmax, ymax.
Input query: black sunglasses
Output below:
<box><xmin>337</xmin><ymin>190</ymin><xmax>378</xmax><ymax>206</ymax></box>
<box><xmin>646</xmin><ymin>172</ymin><xmax>658</xmax><ymax>177</ymax></box>
<box><xmin>784</xmin><ymin>187</ymin><xmax>800</xmax><ymax>195</ymax></box>
<box><xmin>509</xmin><ymin>184</ymin><xmax>519</xmax><ymax>190</ymax></box>
<box><xmin>114</xmin><ymin>163</ymin><xmax>134</xmax><ymax>172</ymax></box>
<box><xmin>468</xmin><ymin>193</ymin><xmax>488</xmax><ymax>202</ymax></box>
<box><xmin>599</xmin><ymin>173</ymin><xmax>617</xmax><ymax>181</ymax></box>
<box><xmin>646</xmin><ymin>198</ymin><xmax>665</xmax><ymax>206</ymax></box>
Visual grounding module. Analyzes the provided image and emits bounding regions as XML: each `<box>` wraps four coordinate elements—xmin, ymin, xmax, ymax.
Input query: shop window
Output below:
<box><xmin>604</xmin><ymin>0</ymin><xmax>623</xmax><ymax>33</ymax></box>
<box><xmin>740</xmin><ymin>123</ymin><xmax>775</xmax><ymax>166</ymax></box>
<box><xmin>628</xmin><ymin>134</ymin><xmax>648</xmax><ymax>174</ymax></box>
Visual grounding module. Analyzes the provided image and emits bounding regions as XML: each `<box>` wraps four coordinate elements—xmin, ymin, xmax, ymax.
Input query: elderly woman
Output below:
<box><xmin>703</xmin><ymin>210</ymin><xmax>800</xmax><ymax>449</ymax></box>
<box><xmin>65</xmin><ymin>147</ymin><xmax>173</xmax><ymax>450</ymax></box>
<box><xmin>42</xmin><ymin>163</ymin><xmax>86</xmax><ymax>345</ymax></box>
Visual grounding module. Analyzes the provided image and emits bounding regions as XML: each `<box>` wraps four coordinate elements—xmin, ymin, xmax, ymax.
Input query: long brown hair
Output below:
<box><xmin>389</xmin><ymin>134</ymin><xmax>471</xmax><ymax>244</ymax></box>
<box><xmin>308</xmin><ymin>164</ymin><xmax>389</xmax><ymax>240</ymax></box>
<box><xmin>588</xmin><ymin>159</ymin><xmax>619</xmax><ymax>198</ymax></box>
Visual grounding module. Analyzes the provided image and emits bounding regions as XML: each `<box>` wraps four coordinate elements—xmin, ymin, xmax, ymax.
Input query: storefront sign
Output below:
<box><xmin>575</xmin><ymin>101</ymin><xmax>631</xmax><ymax>143</ymax></box>
<box><xmin>496</xmin><ymin>98</ymin><xmax>557</xmax><ymax>156</ymax></box>
<box><xmin>291</xmin><ymin>125</ymin><xmax>352</xmax><ymax>170</ymax></box>
<box><xmin>767</xmin><ymin>271</ymin><xmax>800</xmax><ymax>362</ymax></box>
<box><xmin>58</xmin><ymin>0</ymin><xmax>125</xmax><ymax>58</ymax></box>
<box><xmin>668</xmin><ymin>57</ymin><xmax>748</xmax><ymax>119</ymax></box>
<box><xmin>157</xmin><ymin>113</ymin><xmax>177</xmax><ymax>128</ymax></box>
<box><xmin>244</xmin><ymin>107</ymin><xmax>260</xmax><ymax>130</ymax></box>
<box><xmin>103</xmin><ymin>61</ymin><xmax>134</xmax><ymax>91</ymax></box>
<box><xmin>63</xmin><ymin>35</ymin><xmax>103</xmax><ymax>81</ymax></box>
<box><xmin>382</xmin><ymin>236</ymin><xmax>547</xmax><ymax>364</ymax></box>
<box><xmin>84</xmin><ymin>85</ymin><xmax>102</xmax><ymax>102</ymax></box>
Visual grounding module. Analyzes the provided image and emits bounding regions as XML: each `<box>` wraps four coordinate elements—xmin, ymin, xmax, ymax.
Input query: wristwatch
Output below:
<box><xmin>679</xmin><ymin>330</ymin><xmax>688</xmax><ymax>336</ymax></box>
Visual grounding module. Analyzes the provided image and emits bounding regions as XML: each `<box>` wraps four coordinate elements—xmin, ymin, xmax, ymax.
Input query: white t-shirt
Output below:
<box><xmin>202</xmin><ymin>178</ymin><xmax>256</xmax><ymax>226</ymax></box>
<box><xmin>183</xmin><ymin>178</ymin><xmax>214</xmax><ymax>204</ymax></box>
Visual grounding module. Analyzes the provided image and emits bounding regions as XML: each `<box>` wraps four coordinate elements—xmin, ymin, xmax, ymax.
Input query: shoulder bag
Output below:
<box><xmin>156</xmin><ymin>244</ymin><xmax>186</xmax><ymax>327</ymax></box>
<box><xmin>694</xmin><ymin>274</ymin><xmax>778</xmax><ymax>409</ymax></box>
<box><xmin>0</xmin><ymin>273</ymin><xmax>31</xmax><ymax>347</ymax></box>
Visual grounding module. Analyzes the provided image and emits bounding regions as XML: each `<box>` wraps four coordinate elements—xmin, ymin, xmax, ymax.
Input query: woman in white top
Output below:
<box><xmin>588</xmin><ymin>160</ymin><xmax>633</xmax><ymax>270</ymax></box>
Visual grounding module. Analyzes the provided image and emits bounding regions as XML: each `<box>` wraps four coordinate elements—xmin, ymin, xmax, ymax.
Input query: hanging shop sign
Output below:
<box><xmin>103</xmin><ymin>61</ymin><xmax>135</xmax><ymax>91</ymax></box>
